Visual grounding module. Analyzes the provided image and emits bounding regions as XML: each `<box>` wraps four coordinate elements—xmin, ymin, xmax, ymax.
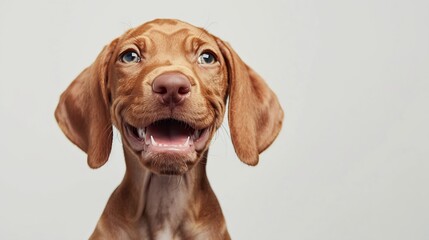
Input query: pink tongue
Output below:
<box><xmin>146</xmin><ymin>121</ymin><xmax>193</xmax><ymax>145</ymax></box>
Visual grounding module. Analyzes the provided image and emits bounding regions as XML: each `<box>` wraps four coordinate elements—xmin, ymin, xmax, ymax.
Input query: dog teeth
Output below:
<box><xmin>150</xmin><ymin>135</ymin><xmax>157</xmax><ymax>146</ymax></box>
<box><xmin>193</xmin><ymin>130</ymin><xmax>200</xmax><ymax>139</ymax></box>
<box><xmin>183</xmin><ymin>136</ymin><xmax>190</xmax><ymax>146</ymax></box>
<box><xmin>137</xmin><ymin>128</ymin><xmax>146</xmax><ymax>139</ymax></box>
<box><xmin>148</xmin><ymin>135</ymin><xmax>190</xmax><ymax>148</ymax></box>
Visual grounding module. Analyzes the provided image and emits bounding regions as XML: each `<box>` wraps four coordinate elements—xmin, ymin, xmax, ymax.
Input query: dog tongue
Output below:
<box><xmin>146</xmin><ymin>120</ymin><xmax>193</xmax><ymax>145</ymax></box>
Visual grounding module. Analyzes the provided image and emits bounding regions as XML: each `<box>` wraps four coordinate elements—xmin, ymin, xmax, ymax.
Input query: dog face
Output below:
<box><xmin>110</xmin><ymin>20</ymin><xmax>228</xmax><ymax>174</ymax></box>
<box><xmin>55</xmin><ymin>19</ymin><xmax>283</xmax><ymax>175</ymax></box>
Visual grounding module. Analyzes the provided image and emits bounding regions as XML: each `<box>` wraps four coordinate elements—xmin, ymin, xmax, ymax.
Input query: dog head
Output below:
<box><xmin>55</xmin><ymin>19</ymin><xmax>283</xmax><ymax>175</ymax></box>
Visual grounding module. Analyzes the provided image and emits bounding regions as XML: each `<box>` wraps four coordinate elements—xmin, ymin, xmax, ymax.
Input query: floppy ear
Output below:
<box><xmin>217</xmin><ymin>39</ymin><xmax>284</xmax><ymax>166</ymax></box>
<box><xmin>55</xmin><ymin>39</ymin><xmax>118</xmax><ymax>168</ymax></box>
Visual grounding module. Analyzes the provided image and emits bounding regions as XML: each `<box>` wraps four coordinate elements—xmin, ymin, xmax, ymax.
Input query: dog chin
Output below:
<box><xmin>140</xmin><ymin>150</ymin><xmax>199</xmax><ymax>175</ymax></box>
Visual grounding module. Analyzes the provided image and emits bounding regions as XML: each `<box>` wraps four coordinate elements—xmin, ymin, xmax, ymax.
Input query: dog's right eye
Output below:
<box><xmin>121</xmin><ymin>51</ymin><xmax>141</xmax><ymax>63</ymax></box>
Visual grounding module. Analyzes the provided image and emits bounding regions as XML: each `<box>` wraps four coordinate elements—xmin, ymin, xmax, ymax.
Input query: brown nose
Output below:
<box><xmin>152</xmin><ymin>73</ymin><xmax>191</xmax><ymax>106</ymax></box>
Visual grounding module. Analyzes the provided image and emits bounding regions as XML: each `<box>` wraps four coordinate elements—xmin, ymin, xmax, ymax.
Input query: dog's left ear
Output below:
<box><xmin>55</xmin><ymin>39</ymin><xmax>118</xmax><ymax>168</ymax></box>
<box><xmin>217</xmin><ymin>39</ymin><xmax>284</xmax><ymax>166</ymax></box>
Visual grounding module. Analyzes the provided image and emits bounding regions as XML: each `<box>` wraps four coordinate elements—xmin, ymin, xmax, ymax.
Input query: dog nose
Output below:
<box><xmin>152</xmin><ymin>73</ymin><xmax>191</xmax><ymax>106</ymax></box>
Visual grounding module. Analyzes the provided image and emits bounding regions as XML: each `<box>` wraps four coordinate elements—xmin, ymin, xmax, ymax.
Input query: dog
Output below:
<box><xmin>55</xmin><ymin>19</ymin><xmax>283</xmax><ymax>240</ymax></box>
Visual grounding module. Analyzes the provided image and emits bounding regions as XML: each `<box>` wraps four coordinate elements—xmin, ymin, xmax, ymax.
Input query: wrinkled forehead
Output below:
<box><xmin>121</xmin><ymin>19</ymin><xmax>217</xmax><ymax>47</ymax></box>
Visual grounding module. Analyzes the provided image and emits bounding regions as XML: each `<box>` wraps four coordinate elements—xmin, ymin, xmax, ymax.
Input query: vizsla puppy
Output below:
<box><xmin>55</xmin><ymin>19</ymin><xmax>283</xmax><ymax>239</ymax></box>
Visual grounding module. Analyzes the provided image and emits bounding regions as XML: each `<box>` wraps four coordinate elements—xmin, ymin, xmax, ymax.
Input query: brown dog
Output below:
<box><xmin>55</xmin><ymin>19</ymin><xmax>283</xmax><ymax>240</ymax></box>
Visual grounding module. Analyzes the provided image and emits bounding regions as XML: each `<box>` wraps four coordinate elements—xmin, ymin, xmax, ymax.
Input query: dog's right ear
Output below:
<box><xmin>55</xmin><ymin>39</ymin><xmax>118</xmax><ymax>168</ymax></box>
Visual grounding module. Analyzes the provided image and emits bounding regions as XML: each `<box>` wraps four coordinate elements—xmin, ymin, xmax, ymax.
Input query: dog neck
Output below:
<box><xmin>114</xmin><ymin>147</ymin><xmax>215</xmax><ymax>238</ymax></box>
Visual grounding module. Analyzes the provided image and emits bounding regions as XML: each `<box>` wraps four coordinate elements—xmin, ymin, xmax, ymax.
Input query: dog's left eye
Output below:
<box><xmin>121</xmin><ymin>51</ymin><xmax>141</xmax><ymax>63</ymax></box>
<box><xmin>197</xmin><ymin>52</ymin><xmax>217</xmax><ymax>65</ymax></box>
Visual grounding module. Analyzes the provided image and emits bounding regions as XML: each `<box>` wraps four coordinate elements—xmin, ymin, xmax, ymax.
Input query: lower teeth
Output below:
<box><xmin>149</xmin><ymin>135</ymin><xmax>190</xmax><ymax>147</ymax></box>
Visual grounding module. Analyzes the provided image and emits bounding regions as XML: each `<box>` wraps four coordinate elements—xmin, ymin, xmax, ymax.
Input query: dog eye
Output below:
<box><xmin>121</xmin><ymin>51</ymin><xmax>141</xmax><ymax>63</ymax></box>
<box><xmin>197</xmin><ymin>52</ymin><xmax>217</xmax><ymax>65</ymax></box>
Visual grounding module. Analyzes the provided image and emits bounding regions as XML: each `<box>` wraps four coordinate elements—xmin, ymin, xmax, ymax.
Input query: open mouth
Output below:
<box><xmin>124</xmin><ymin>119</ymin><xmax>210</xmax><ymax>153</ymax></box>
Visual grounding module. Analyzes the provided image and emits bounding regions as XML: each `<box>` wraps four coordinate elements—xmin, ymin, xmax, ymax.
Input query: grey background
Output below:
<box><xmin>1</xmin><ymin>0</ymin><xmax>428</xmax><ymax>239</ymax></box>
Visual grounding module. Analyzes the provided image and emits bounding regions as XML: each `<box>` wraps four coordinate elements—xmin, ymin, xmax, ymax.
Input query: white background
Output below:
<box><xmin>1</xmin><ymin>0</ymin><xmax>428</xmax><ymax>239</ymax></box>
